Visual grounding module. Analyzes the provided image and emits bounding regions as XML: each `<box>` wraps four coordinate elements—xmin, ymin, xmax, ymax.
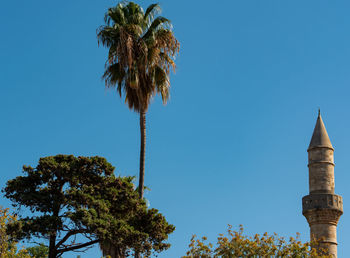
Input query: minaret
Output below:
<box><xmin>302</xmin><ymin>111</ymin><xmax>343</xmax><ymax>257</ymax></box>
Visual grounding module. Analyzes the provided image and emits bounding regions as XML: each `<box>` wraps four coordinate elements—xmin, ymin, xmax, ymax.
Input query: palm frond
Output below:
<box><xmin>147</xmin><ymin>47</ymin><xmax>160</xmax><ymax>66</ymax></box>
<box><xmin>104</xmin><ymin>4</ymin><xmax>126</xmax><ymax>26</ymax></box>
<box><xmin>144</xmin><ymin>4</ymin><xmax>161</xmax><ymax>25</ymax></box>
<box><xmin>125</xmin><ymin>85</ymin><xmax>141</xmax><ymax>111</ymax></box>
<box><xmin>102</xmin><ymin>63</ymin><xmax>126</xmax><ymax>97</ymax></box>
<box><xmin>154</xmin><ymin>65</ymin><xmax>170</xmax><ymax>103</ymax></box>
<box><xmin>126</xmin><ymin>68</ymin><xmax>140</xmax><ymax>89</ymax></box>
<box><xmin>124</xmin><ymin>2</ymin><xmax>146</xmax><ymax>27</ymax></box>
<box><xmin>97</xmin><ymin>25</ymin><xmax>120</xmax><ymax>48</ymax></box>
<box><xmin>143</xmin><ymin>16</ymin><xmax>171</xmax><ymax>40</ymax></box>
<box><xmin>158</xmin><ymin>52</ymin><xmax>176</xmax><ymax>73</ymax></box>
<box><xmin>154</xmin><ymin>29</ymin><xmax>180</xmax><ymax>56</ymax></box>
<box><xmin>125</xmin><ymin>24</ymin><xmax>143</xmax><ymax>36</ymax></box>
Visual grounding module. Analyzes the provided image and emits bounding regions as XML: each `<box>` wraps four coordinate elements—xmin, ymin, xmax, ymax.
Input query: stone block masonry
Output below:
<box><xmin>302</xmin><ymin>112</ymin><xmax>343</xmax><ymax>257</ymax></box>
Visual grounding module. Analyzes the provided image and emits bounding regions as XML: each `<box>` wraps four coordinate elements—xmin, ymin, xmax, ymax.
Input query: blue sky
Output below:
<box><xmin>1</xmin><ymin>0</ymin><xmax>350</xmax><ymax>257</ymax></box>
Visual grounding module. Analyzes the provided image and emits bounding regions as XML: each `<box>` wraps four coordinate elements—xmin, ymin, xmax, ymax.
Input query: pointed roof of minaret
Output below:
<box><xmin>308</xmin><ymin>110</ymin><xmax>333</xmax><ymax>150</ymax></box>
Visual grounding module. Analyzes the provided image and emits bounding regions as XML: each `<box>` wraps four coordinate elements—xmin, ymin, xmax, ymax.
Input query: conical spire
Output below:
<box><xmin>308</xmin><ymin>110</ymin><xmax>333</xmax><ymax>150</ymax></box>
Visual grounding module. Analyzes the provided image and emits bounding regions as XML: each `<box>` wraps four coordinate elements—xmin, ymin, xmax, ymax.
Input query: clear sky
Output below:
<box><xmin>1</xmin><ymin>0</ymin><xmax>350</xmax><ymax>257</ymax></box>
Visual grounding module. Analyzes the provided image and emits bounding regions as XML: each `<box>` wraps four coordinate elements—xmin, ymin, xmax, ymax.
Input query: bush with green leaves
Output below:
<box><xmin>183</xmin><ymin>225</ymin><xmax>331</xmax><ymax>258</ymax></box>
<box><xmin>0</xmin><ymin>206</ymin><xmax>30</xmax><ymax>258</ymax></box>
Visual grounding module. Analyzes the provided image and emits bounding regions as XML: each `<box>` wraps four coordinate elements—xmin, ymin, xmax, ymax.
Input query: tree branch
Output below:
<box><xmin>57</xmin><ymin>239</ymin><xmax>100</xmax><ymax>254</ymax></box>
<box><xmin>55</xmin><ymin>230</ymin><xmax>83</xmax><ymax>249</ymax></box>
<box><xmin>29</xmin><ymin>240</ymin><xmax>44</xmax><ymax>246</ymax></box>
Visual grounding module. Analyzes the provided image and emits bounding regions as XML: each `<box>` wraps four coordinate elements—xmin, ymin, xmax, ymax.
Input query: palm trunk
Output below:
<box><xmin>138</xmin><ymin>111</ymin><xmax>146</xmax><ymax>199</ymax></box>
<box><xmin>135</xmin><ymin>111</ymin><xmax>146</xmax><ymax>258</ymax></box>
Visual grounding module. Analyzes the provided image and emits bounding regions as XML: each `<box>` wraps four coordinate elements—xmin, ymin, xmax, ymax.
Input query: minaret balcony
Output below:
<box><xmin>302</xmin><ymin>194</ymin><xmax>343</xmax><ymax>214</ymax></box>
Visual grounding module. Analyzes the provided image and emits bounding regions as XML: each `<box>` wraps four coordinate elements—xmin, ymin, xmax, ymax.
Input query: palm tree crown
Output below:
<box><xmin>97</xmin><ymin>1</ymin><xmax>179</xmax><ymax>112</ymax></box>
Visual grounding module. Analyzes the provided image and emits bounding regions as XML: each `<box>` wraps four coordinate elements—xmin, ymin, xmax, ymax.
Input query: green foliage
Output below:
<box><xmin>3</xmin><ymin>155</ymin><xmax>174</xmax><ymax>257</ymax></box>
<box><xmin>0</xmin><ymin>206</ymin><xmax>30</xmax><ymax>258</ymax></box>
<box><xmin>26</xmin><ymin>244</ymin><xmax>48</xmax><ymax>258</ymax></box>
<box><xmin>97</xmin><ymin>1</ymin><xmax>180</xmax><ymax>112</ymax></box>
<box><xmin>183</xmin><ymin>225</ymin><xmax>331</xmax><ymax>258</ymax></box>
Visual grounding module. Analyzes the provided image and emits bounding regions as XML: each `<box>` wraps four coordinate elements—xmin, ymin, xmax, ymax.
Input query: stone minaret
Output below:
<box><xmin>302</xmin><ymin>111</ymin><xmax>343</xmax><ymax>257</ymax></box>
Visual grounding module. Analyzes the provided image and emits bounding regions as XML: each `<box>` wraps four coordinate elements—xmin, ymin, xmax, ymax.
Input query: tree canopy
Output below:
<box><xmin>3</xmin><ymin>155</ymin><xmax>174</xmax><ymax>258</ymax></box>
<box><xmin>183</xmin><ymin>225</ymin><xmax>331</xmax><ymax>258</ymax></box>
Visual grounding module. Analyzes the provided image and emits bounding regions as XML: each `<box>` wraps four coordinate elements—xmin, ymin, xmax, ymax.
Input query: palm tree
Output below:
<box><xmin>97</xmin><ymin>1</ymin><xmax>179</xmax><ymax>200</ymax></box>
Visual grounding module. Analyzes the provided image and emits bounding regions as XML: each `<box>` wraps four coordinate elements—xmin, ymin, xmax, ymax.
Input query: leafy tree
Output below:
<box><xmin>97</xmin><ymin>1</ymin><xmax>180</xmax><ymax>199</ymax></box>
<box><xmin>26</xmin><ymin>244</ymin><xmax>49</xmax><ymax>258</ymax></box>
<box><xmin>3</xmin><ymin>155</ymin><xmax>174</xmax><ymax>258</ymax></box>
<box><xmin>183</xmin><ymin>225</ymin><xmax>331</xmax><ymax>258</ymax></box>
<box><xmin>0</xmin><ymin>206</ymin><xmax>30</xmax><ymax>258</ymax></box>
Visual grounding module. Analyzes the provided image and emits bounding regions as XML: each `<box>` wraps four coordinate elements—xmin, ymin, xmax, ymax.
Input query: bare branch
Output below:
<box><xmin>57</xmin><ymin>240</ymin><xmax>100</xmax><ymax>254</ymax></box>
<box><xmin>55</xmin><ymin>230</ymin><xmax>84</xmax><ymax>249</ymax></box>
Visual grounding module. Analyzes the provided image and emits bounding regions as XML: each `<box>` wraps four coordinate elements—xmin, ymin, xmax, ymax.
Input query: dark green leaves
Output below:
<box><xmin>26</xmin><ymin>244</ymin><xmax>49</xmax><ymax>258</ymax></box>
<box><xmin>3</xmin><ymin>155</ymin><xmax>174</xmax><ymax>257</ymax></box>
